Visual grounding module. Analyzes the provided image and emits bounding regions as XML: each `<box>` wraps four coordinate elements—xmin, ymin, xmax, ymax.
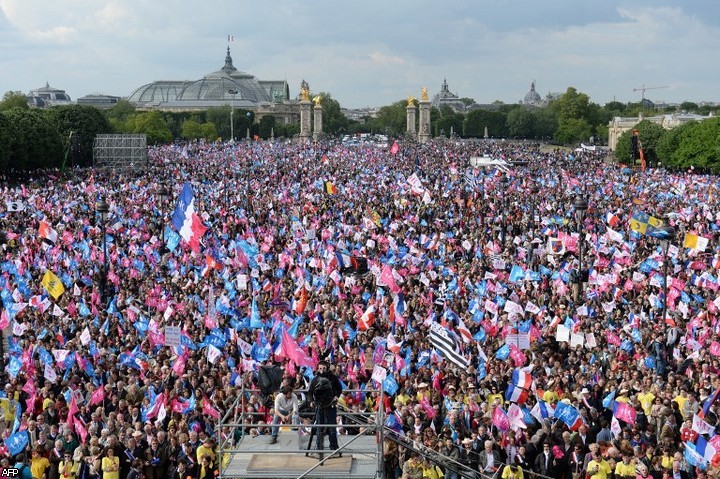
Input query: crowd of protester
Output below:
<box><xmin>1</xmin><ymin>138</ymin><xmax>720</xmax><ymax>479</ymax></box>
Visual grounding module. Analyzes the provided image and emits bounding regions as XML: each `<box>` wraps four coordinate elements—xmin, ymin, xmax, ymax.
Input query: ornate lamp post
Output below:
<box><xmin>529</xmin><ymin>183</ymin><xmax>540</xmax><ymax>266</ymax></box>
<box><xmin>228</xmin><ymin>89</ymin><xmax>238</xmax><ymax>141</ymax></box>
<box><xmin>654</xmin><ymin>225</ymin><xmax>676</xmax><ymax>324</ymax></box>
<box><xmin>573</xmin><ymin>196</ymin><xmax>588</xmax><ymax>298</ymax></box>
<box><xmin>500</xmin><ymin>174</ymin><xmax>509</xmax><ymax>245</ymax></box>
<box><xmin>95</xmin><ymin>198</ymin><xmax>109</xmax><ymax>307</ymax></box>
<box><xmin>157</xmin><ymin>186</ymin><xmax>170</xmax><ymax>246</ymax></box>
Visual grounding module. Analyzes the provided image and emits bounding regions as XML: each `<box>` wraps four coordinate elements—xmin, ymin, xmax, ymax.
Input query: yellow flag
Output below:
<box><xmin>41</xmin><ymin>270</ymin><xmax>65</xmax><ymax>299</ymax></box>
<box><xmin>684</xmin><ymin>233</ymin><xmax>709</xmax><ymax>251</ymax></box>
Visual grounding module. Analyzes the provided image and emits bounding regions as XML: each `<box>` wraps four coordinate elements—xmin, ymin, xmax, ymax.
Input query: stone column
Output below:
<box><xmin>418</xmin><ymin>100</ymin><xmax>431</xmax><ymax>144</ymax></box>
<box><xmin>299</xmin><ymin>100</ymin><xmax>312</xmax><ymax>141</ymax></box>
<box><xmin>313</xmin><ymin>104</ymin><xmax>323</xmax><ymax>141</ymax></box>
<box><xmin>406</xmin><ymin>105</ymin><xmax>417</xmax><ymax>137</ymax></box>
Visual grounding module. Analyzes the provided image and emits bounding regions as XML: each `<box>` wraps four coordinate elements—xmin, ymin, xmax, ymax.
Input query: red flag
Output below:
<box><xmin>293</xmin><ymin>287</ymin><xmax>308</xmax><ymax>315</ymax></box>
<box><xmin>358</xmin><ymin>304</ymin><xmax>376</xmax><ymax>331</ymax></box>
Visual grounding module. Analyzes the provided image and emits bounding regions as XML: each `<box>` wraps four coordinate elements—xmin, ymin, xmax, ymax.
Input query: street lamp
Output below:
<box><xmin>157</xmin><ymin>186</ymin><xmax>170</xmax><ymax>247</ymax></box>
<box><xmin>573</xmin><ymin>196</ymin><xmax>588</xmax><ymax>298</ymax></box>
<box><xmin>500</xmin><ymin>174</ymin><xmax>509</xmax><ymax>245</ymax></box>
<box><xmin>653</xmin><ymin>224</ymin><xmax>676</xmax><ymax>325</ymax></box>
<box><xmin>228</xmin><ymin>89</ymin><xmax>238</xmax><ymax>142</ymax></box>
<box><xmin>529</xmin><ymin>183</ymin><xmax>540</xmax><ymax>266</ymax></box>
<box><xmin>95</xmin><ymin>198</ymin><xmax>109</xmax><ymax>307</ymax></box>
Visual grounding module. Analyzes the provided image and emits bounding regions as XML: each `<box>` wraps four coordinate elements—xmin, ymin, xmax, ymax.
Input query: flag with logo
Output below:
<box><xmin>629</xmin><ymin>210</ymin><xmax>663</xmax><ymax>236</ymax></box>
<box><xmin>41</xmin><ymin>270</ymin><xmax>65</xmax><ymax>299</ymax></box>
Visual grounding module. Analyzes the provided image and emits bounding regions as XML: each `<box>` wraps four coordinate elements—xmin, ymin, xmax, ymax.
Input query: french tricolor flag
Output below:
<box><xmin>171</xmin><ymin>182</ymin><xmax>207</xmax><ymax>252</ymax></box>
<box><xmin>505</xmin><ymin>383</ymin><xmax>529</xmax><ymax>404</ymax></box>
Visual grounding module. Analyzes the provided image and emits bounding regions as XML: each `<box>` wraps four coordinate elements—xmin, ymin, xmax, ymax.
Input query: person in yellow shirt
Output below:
<box><xmin>420</xmin><ymin>456</ymin><xmax>444</xmax><ymax>479</ymax></box>
<box><xmin>196</xmin><ymin>438</ymin><xmax>216</xmax><ymax>465</ymax></box>
<box><xmin>59</xmin><ymin>451</ymin><xmax>79</xmax><ymax>479</ymax></box>
<box><xmin>502</xmin><ymin>464</ymin><xmax>525</xmax><ymax>479</ymax></box>
<box><xmin>637</xmin><ymin>389</ymin><xmax>655</xmax><ymax>417</ymax></box>
<box><xmin>30</xmin><ymin>448</ymin><xmax>51</xmax><ymax>479</ymax></box>
<box><xmin>614</xmin><ymin>454</ymin><xmax>637</xmax><ymax>479</ymax></box>
<box><xmin>673</xmin><ymin>389</ymin><xmax>689</xmax><ymax>411</ymax></box>
<box><xmin>587</xmin><ymin>451</ymin><xmax>612</xmax><ymax>479</ymax></box>
<box><xmin>394</xmin><ymin>388</ymin><xmax>411</xmax><ymax>407</ymax></box>
<box><xmin>101</xmin><ymin>447</ymin><xmax>120</xmax><ymax>479</ymax></box>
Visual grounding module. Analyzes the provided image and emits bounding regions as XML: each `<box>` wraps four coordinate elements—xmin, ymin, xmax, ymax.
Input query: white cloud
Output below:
<box><xmin>0</xmin><ymin>1</ymin><xmax>718</xmax><ymax>107</ymax></box>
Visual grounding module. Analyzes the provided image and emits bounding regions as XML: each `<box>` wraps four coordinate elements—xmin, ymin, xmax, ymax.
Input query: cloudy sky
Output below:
<box><xmin>0</xmin><ymin>0</ymin><xmax>717</xmax><ymax>109</ymax></box>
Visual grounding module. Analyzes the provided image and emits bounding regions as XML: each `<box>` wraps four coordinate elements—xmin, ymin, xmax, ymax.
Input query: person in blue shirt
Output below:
<box><xmin>13</xmin><ymin>453</ymin><xmax>33</xmax><ymax>479</ymax></box>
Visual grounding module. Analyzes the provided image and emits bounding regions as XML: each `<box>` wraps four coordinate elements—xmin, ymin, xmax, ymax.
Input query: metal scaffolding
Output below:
<box><xmin>93</xmin><ymin>134</ymin><xmax>148</xmax><ymax>170</ymax></box>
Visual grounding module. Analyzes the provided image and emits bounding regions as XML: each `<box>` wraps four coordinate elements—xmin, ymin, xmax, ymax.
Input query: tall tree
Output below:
<box><xmin>464</xmin><ymin>109</ymin><xmax>507</xmax><ymax>138</ymax></box>
<box><xmin>0</xmin><ymin>91</ymin><xmax>29</xmax><ymax>111</ymax></box>
<box><xmin>506</xmin><ymin>107</ymin><xmax>536</xmax><ymax>139</ymax></box>
<box><xmin>45</xmin><ymin>104</ymin><xmax>112</xmax><ymax>168</ymax></box>
<box><xmin>1</xmin><ymin>108</ymin><xmax>62</xmax><ymax>170</ymax></box>
<box><xmin>671</xmin><ymin>117</ymin><xmax>720</xmax><ymax>171</ymax></box>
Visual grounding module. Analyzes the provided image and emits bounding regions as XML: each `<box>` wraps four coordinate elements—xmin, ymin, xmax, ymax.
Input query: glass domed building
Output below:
<box><xmin>128</xmin><ymin>48</ymin><xmax>289</xmax><ymax>111</ymax></box>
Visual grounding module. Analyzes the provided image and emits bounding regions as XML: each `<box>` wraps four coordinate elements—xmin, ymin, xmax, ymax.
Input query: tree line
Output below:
<box><xmin>0</xmin><ymin>88</ymin><xmax>718</xmax><ymax>172</ymax></box>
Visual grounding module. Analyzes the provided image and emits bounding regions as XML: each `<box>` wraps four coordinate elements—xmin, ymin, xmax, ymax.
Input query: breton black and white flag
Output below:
<box><xmin>5</xmin><ymin>201</ymin><xmax>25</xmax><ymax>212</ymax></box>
<box><xmin>429</xmin><ymin>322</ymin><xmax>469</xmax><ymax>370</ymax></box>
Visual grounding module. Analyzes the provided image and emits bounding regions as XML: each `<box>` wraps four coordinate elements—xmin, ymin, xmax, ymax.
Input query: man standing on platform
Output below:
<box><xmin>308</xmin><ymin>360</ymin><xmax>343</xmax><ymax>452</ymax></box>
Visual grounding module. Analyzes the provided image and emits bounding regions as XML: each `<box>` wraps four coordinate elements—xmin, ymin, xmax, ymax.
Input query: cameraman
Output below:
<box><xmin>308</xmin><ymin>360</ymin><xmax>343</xmax><ymax>452</ymax></box>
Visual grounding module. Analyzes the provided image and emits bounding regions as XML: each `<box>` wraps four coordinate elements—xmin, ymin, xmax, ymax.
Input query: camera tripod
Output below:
<box><xmin>303</xmin><ymin>404</ymin><xmax>342</xmax><ymax>463</ymax></box>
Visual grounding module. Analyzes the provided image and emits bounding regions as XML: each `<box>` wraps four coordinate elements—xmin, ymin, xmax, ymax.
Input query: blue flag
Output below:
<box><xmin>5</xmin><ymin>430</ymin><xmax>28</xmax><ymax>456</ymax></box>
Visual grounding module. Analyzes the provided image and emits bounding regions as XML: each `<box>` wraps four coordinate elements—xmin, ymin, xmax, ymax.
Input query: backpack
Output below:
<box><xmin>313</xmin><ymin>376</ymin><xmax>334</xmax><ymax>407</ymax></box>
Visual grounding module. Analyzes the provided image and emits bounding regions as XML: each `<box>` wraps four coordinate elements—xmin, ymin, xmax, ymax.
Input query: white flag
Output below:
<box><xmin>44</xmin><ymin>364</ymin><xmax>57</xmax><ymax>383</ymax></box>
<box><xmin>80</xmin><ymin>327</ymin><xmax>91</xmax><ymax>346</ymax></box>
<box><xmin>206</xmin><ymin>344</ymin><xmax>222</xmax><ymax>364</ymax></box>
<box><xmin>610</xmin><ymin>415</ymin><xmax>622</xmax><ymax>438</ymax></box>
<box><xmin>692</xmin><ymin>413</ymin><xmax>715</xmax><ymax>436</ymax></box>
<box><xmin>5</xmin><ymin>201</ymin><xmax>25</xmax><ymax>212</ymax></box>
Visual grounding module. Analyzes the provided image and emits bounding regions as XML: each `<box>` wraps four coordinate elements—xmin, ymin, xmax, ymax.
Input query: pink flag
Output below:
<box><xmin>172</xmin><ymin>354</ymin><xmax>187</xmax><ymax>376</ymax></box>
<box><xmin>509</xmin><ymin>346</ymin><xmax>527</xmax><ymax>367</ymax></box>
<box><xmin>606</xmin><ymin>331</ymin><xmax>621</xmax><ymax>346</ymax></box>
<box><xmin>171</xmin><ymin>399</ymin><xmax>186</xmax><ymax>414</ymax></box>
<box><xmin>75</xmin><ymin>420</ymin><xmax>88</xmax><ymax>444</ymax></box>
<box><xmin>89</xmin><ymin>387</ymin><xmax>105</xmax><ymax>406</ymax></box>
<box><xmin>280</xmin><ymin>329</ymin><xmax>315</xmax><ymax>368</ymax></box>
<box><xmin>492</xmin><ymin>406</ymin><xmax>510</xmax><ymax>432</ymax></box>
<box><xmin>380</xmin><ymin>265</ymin><xmax>401</xmax><ymax>294</ymax></box>
<box><xmin>613</xmin><ymin>401</ymin><xmax>637</xmax><ymax>424</ymax></box>
<box><xmin>710</xmin><ymin>341</ymin><xmax>720</xmax><ymax>357</ymax></box>
<box><xmin>202</xmin><ymin>399</ymin><xmax>219</xmax><ymax>419</ymax></box>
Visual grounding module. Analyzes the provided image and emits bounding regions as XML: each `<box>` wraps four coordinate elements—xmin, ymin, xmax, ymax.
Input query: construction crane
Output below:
<box><xmin>633</xmin><ymin>84</ymin><xmax>669</xmax><ymax>103</ymax></box>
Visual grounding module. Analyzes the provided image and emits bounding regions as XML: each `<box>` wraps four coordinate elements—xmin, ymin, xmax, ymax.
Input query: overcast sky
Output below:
<box><xmin>0</xmin><ymin>0</ymin><xmax>717</xmax><ymax>109</ymax></box>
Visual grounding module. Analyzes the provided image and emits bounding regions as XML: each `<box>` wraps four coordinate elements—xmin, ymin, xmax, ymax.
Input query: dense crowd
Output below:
<box><xmin>1</xmin><ymin>138</ymin><xmax>719</xmax><ymax>479</ymax></box>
